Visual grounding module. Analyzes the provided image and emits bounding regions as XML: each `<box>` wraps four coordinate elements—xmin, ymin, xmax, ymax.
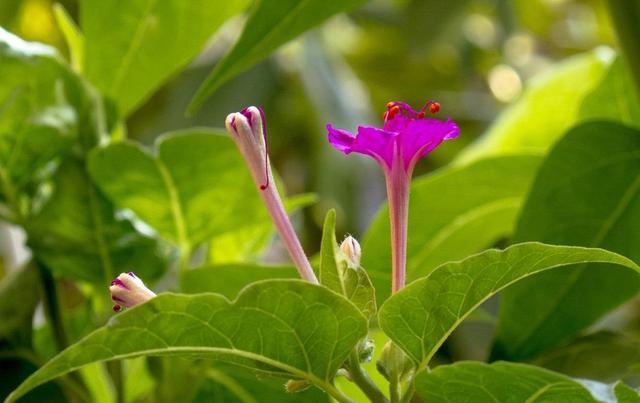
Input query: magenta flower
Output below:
<box><xmin>327</xmin><ymin>101</ymin><xmax>458</xmax><ymax>175</ymax></box>
<box><xmin>327</xmin><ymin>101</ymin><xmax>459</xmax><ymax>293</ymax></box>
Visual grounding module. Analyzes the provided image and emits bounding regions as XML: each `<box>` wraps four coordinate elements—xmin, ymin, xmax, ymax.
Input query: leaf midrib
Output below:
<box><xmin>154</xmin><ymin>158</ymin><xmax>189</xmax><ymax>251</ymax></box>
<box><xmin>109</xmin><ymin>0</ymin><xmax>159</xmax><ymax>96</ymax></box>
<box><xmin>7</xmin><ymin>346</ymin><xmax>337</xmax><ymax>403</ymax></box>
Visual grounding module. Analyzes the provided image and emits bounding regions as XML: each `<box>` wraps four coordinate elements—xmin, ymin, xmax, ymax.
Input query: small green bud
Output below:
<box><xmin>357</xmin><ymin>337</ymin><xmax>375</xmax><ymax>363</ymax></box>
<box><xmin>285</xmin><ymin>379</ymin><xmax>310</xmax><ymax>393</ymax></box>
<box><xmin>340</xmin><ymin>235</ymin><xmax>361</xmax><ymax>269</ymax></box>
<box><xmin>376</xmin><ymin>341</ymin><xmax>413</xmax><ymax>382</ymax></box>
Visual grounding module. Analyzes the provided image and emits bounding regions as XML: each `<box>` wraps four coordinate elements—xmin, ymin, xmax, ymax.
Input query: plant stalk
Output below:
<box><xmin>107</xmin><ymin>361</ymin><xmax>125</xmax><ymax>403</ymax></box>
<box><xmin>37</xmin><ymin>262</ymin><xmax>69</xmax><ymax>350</ymax></box>
<box><xmin>37</xmin><ymin>261</ymin><xmax>92</xmax><ymax>402</ymax></box>
<box><xmin>347</xmin><ymin>353</ymin><xmax>390</xmax><ymax>403</ymax></box>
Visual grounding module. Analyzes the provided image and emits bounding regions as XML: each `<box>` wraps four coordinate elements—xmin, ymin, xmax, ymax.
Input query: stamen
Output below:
<box><xmin>419</xmin><ymin>100</ymin><xmax>440</xmax><ymax>117</ymax></box>
<box><xmin>112</xmin><ymin>304</ymin><xmax>122</xmax><ymax>312</ymax></box>
<box><xmin>388</xmin><ymin>105</ymin><xmax>400</xmax><ymax>119</ymax></box>
<box><xmin>257</xmin><ymin>107</ymin><xmax>270</xmax><ymax>190</ymax></box>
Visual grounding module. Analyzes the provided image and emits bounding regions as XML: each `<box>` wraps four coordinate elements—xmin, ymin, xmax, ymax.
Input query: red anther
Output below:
<box><xmin>388</xmin><ymin>105</ymin><xmax>400</xmax><ymax>119</ymax></box>
<box><xmin>417</xmin><ymin>111</ymin><xmax>425</xmax><ymax>119</ymax></box>
<box><xmin>112</xmin><ymin>304</ymin><xmax>122</xmax><ymax>312</ymax></box>
<box><xmin>429</xmin><ymin>102</ymin><xmax>440</xmax><ymax>114</ymax></box>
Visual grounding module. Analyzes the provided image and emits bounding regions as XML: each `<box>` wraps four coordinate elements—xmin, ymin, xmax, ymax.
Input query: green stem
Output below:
<box><xmin>389</xmin><ymin>378</ymin><xmax>400</xmax><ymax>403</ymax></box>
<box><xmin>323</xmin><ymin>382</ymin><xmax>355</xmax><ymax>403</ymax></box>
<box><xmin>399</xmin><ymin>379</ymin><xmax>415</xmax><ymax>403</ymax></box>
<box><xmin>36</xmin><ymin>262</ymin><xmax>92</xmax><ymax>402</ymax></box>
<box><xmin>107</xmin><ymin>361</ymin><xmax>125</xmax><ymax>403</ymax></box>
<box><xmin>605</xmin><ymin>0</ymin><xmax>640</xmax><ymax>98</ymax></box>
<box><xmin>206</xmin><ymin>368</ymin><xmax>257</xmax><ymax>403</ymax></box>
<box><xmin>347</xmin><ymin>353</ymin><xmax>389</xmax><ymax>403</ymax></box>
<box><xmin>37</xmin><ymin>262</ymin><xmax>68</xmax><ymax>350</ymax></box>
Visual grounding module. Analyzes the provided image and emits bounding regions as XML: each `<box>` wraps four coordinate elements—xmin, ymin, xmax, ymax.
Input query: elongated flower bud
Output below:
<box><xmin>225</xmin><ymin>107</ymin><xmax>318</xmax><ymax>284</ymax></box>
<box><xmin>340</xmin><ymin>236</ymin><xmax>361</xmax><ymax>269</ymax></box>
<box><xmin>109</xmin><ymin>272</ymin><xmax>155</xmax><ymax>311</ymax></box>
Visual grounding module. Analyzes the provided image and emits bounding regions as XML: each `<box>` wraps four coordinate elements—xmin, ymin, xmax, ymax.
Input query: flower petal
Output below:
<box><xmin>352</xmin><ymin>126</ymin><xmax>397</xmax><ymax>168</ymax></box>
<box><xmin>400</xmin><ymin>117</ymin><xmax>459</xmax><ymax>169</ymax></box>
<box><xmin>327</xmin><ymin>124</ymin><xmax>356</xmax><ymax>154</ymax></box>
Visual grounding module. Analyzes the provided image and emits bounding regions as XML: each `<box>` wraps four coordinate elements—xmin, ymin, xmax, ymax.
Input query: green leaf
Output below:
<box><xmin>579</xmin><ymin>57</ymin><xmax>640</xmax><ymax>129</ymax></box>
<box><xmin>458</xmin><ymin>47</ymin><xmax>614</xmax><ymax>162</ymax></box>
<box><xmin>378</xmin><ymin>242</ymin><xmax>640</xmax><ymax>368</ymax></box>
<box><xmin>181</xmin><ymin>264</ymin><xmax>298</xmax><ymax>298</ymax></box>
<box><xmin>25</xmin><ymin>157</ymin><xmax>168</xmax><ymax>285</ymax></box>
<box><xmin>53</xmin><ymin>4</ymin><xmax>84</xmax><ymax>73</ymax></box>
<box><xmin>6</xmin><ymin>280</ymin><xmax>367</xmax><ymax>402</ymax></box>
<box><xmin>0</xmin><ymin>28</ymin><xmax>79</xmax><ymax>203</ymax></box>
<box><xmin>533</xmin><ymin>331</ymin><xmax>640</xmax><ymax>385</ymax></box>
<box><xmin>187</xmin><ymin>0</ymin><xmax>367</xmax><ymax>113</ymax></box>
<box><xmin>81</xmin><ymin>0</ymin><xmax>250</xmax><ymax>114</ymax></box>
<box><xmin>362</xmin><ymin>154</ymin><xmax>542</xmax><ymax>303</ymax></box>
<box><xmin>493</xmin><ymin>122</ymin><xmax>640</xmax><ymax>360</ymax></box>
<box><xmin>320</xmin><ymin>209</ymin><xmax>376</xmax><ymax>320</ymax></box>
<box><xmin>414</xmin><ymin>361</ymin><xmax>603</xmax><ymax>403</ymax></box>
<box><xmin>88</xmin><ymin>129</ymin><xmax>266</xmax><ymax>255</ymax></box>
<box><xmin>615</xmin><ymin>382</ymin><xmax>640</xmax><ymax>403</ymax></box>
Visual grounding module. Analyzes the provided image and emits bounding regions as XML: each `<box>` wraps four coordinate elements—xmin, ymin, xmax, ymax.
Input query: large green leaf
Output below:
<box><xmin>81</xmin><ymin>0</ymin><xmax>249</xmax><ymax>115</ymax></box>
<box><xmin>5</xmin><ymin>280</ymin><xmax>367</xmax><ymax>402</ymax></box>
<box><xmin>88</xmin><ymin>129</ymin><xmax>267</xmax><ymax>254</ymax></box>
<box><xmin>181</xmin><ymin>264</ymin><xmax>298</xmax><ymax>298</ymax></box>
<box><xmin>0</xmin><ymin>28</ymin><xmax>79</xmax><ymax>205</ymax></box>
<box><xmin>579</xmin><ymin>58</ymin><xmax>640</xmax><ymax>129</ymax></box>
<box><xmin>319</xmin><ymin>210</ymin><xmax>376</xmax><ymax>320</ymax></box>
<box><xmin>414</xmin><ymin>361</ymin><xmax>615</xmax><ymax>402</ymax></box>
<box><xmin>188</xmin><ymin>0</ymin><xmax>367</xmax><ymax>113</ymax></box>
<box><xmin>533</xmin><ymin>331</ymin><xmax>640</xmax><ymax>385</ymax></box>
<box><xmin>378</xmin><ymin>243</ymin><xmax>640</xmax><ymax>369</ymax></box>
<box><xmin>458</xmin><ymin>48</ymin><xmax>614</xmax><ymax>162</ymax></box>
<box><xmin>493</xmin><ymin>122</ymin><xmax>640</xmax><ymax>360</ymax></box>
<box><xmin>362</xmin><ymin>154</ymin><xmax>542</xmax><ymax>302</ymax></box>
<box><xmin>25</xmin><ymin>157</ymin><xmax>168</xmax><ymax>285</ymax></box>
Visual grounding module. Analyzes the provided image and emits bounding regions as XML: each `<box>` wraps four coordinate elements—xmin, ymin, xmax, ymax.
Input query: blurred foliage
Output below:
<box><xmin>1</xmin><ymin>0</ymin><xmax>640</xmax><ymax>401</ymax></box>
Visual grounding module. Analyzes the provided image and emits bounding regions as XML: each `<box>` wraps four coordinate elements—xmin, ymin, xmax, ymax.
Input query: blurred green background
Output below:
<box><xmin>0</xmin><ymin>0</ymin><xmax>620</xmax><ymax>254</ymax></box>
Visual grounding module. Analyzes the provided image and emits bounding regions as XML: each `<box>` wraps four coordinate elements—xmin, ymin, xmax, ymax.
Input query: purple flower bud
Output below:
<box><xmin>109</xmin><ymin>272</ymin><xmax>156</xmax><ymax>311</ymax></box>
